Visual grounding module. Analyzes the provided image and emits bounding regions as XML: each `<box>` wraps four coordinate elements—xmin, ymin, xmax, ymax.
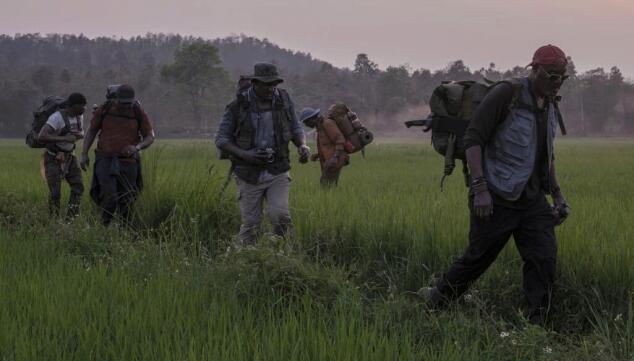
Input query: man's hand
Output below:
<box><xmin>62</xmin><ymin>134</ymin><xmax>79</xmax><ymax>143</ymax></box>
<box><xmin>239</xmin><ymin>149</ymin><xmax>269</xmax><ymax>165</ymax></box>
<box><xmin>470</xmin><ymin>177</ymin><xmax>493</xmax><ymax>220</ymax></box>
<box><xmin>552</xmin><ymin>192</ymin><xmax>571</xmax><ymax>226</ymax></box>
<box><xmin>472</xmin><ymin>189</ymin><xmax>493</xmax><ymax>219</ymax></box>
<box><xmin>298</xmin><ymin>144</ymin><xmax>310</xmax><ymax>164</ymax></box>
<box><xmin>71</xmin><ymin>131</ymin><xmax>84</xmax><ymax>140</ymax></box>
<box><xmin>121</xmin><ymin>144</ymin><xmax>139</xmax><ymax>158</ymax></box>
<box><xmin>79</xmin><ymin>153</ymin><xmax>90</xmax><ymax>171</ymax></box>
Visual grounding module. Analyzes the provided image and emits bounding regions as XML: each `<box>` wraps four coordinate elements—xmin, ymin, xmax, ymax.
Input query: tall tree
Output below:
<box><xmin>161</xmin><ymin>42</ymin><xmax>232</xmax><ymax>132</ymax></box>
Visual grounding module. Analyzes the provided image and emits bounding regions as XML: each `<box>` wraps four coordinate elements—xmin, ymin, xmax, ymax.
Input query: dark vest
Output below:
<box><xmin>483</xmin><ymin>77</ymin><xmax>558</xmax><ymax>201</ymax></box>
<box><xmin>229</xmin><ymin>89</ymin><xmax>294</xmax><ymax>184</ymax></box>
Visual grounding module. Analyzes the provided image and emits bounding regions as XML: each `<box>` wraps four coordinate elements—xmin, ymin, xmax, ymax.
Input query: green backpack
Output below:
<box><xmin>406</xmin><ymin>79</ymin><xmax>524</xmax><ymax>190</ymax></box>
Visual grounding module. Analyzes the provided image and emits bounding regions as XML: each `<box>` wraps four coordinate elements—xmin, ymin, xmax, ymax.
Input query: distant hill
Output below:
<box><xmin>0</xmin><ymin>33</ymin><xmax>632</xmax><ymax>137</ymax></box>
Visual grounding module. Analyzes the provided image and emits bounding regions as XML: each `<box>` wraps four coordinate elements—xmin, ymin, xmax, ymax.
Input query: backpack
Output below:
<box><xmin>406</xmin><ymin>79</ymin><xmax>525</xmax><ymax>190</ymax></box>
<box><xmin>326</xmin><ymin>104</ymin><xmax>374</xmax><ymax>154</ymax></box>
<box><xmin>26</xmin><ymin>96</ymin><xmax>67</xmax><ymax>148</ymax></box>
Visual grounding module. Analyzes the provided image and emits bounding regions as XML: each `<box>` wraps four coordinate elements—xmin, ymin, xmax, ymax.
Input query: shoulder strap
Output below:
<box><xmin>276</xmin><ymin>88</ymin><xmax>294</xmax><ymax>123</ymax></box>
<box><xmin>553</xmin><ymin>98</ymin><xmax>567</xmax><ymax>136</ymax></box>
<box><xmin>493</xmin><ymin>78</ymin><xmax>537</xmax><ymax>113</ymax></box>
<box><xmin>98</xmin><ymin>101</ymin><xmax>143</xmax><ymax>130</ymax></box>
<box><xmin>98</xmin><ymin>101</ymin><xmax>114</xmax><ymax>129</ymax></box>
<box><xmin>59</xmin><ymin>110</ymin><xmax>71</xmax><ymax>135</ymax></box>
<box><xmin>132</xmin><ymin>101</ymin><xmax>143</xmax><ymax>130</ymax></box>
<box><xmin>231</xmin><ymin>92</ymin><xmax>251</xmax><ymax>137</ymax></box>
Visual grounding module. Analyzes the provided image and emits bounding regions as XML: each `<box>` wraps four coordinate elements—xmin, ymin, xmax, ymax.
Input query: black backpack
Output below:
<box><xmin>26</xmin><ymin>96</ymin><xmax>67</xmax><ymax>148</ymax></box>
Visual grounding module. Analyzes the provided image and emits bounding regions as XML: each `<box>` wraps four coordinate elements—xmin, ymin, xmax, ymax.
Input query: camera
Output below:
<box><xmin>257</xmin><ymin>148</ymin><xmax>276</xmax><ymax>163</ymax></box>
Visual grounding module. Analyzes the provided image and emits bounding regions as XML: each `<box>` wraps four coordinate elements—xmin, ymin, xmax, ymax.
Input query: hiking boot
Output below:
<box><xmin>417</xmin><ymin>286</ymin><xmax>445</xmax><ymax>309</ymax></box>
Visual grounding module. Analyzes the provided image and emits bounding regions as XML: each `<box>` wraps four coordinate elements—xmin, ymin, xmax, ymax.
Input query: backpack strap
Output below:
<box><xmin>553</xmin><ymin>97</ymin><xmax>567</xmax><ymax>136</ymax></box>
<box><xmin>231</xmin><ymin>91</ymin><xmax>252</xmax><ymax>139</ymax></box>
<box><xmin>277</xmin><ymin>88</ymin><xmax>293</xmax><ymax>120</ymax></box>
<box><xmin>98</xmin><ymin>101</ymin><xmax>114</xmax><ymax>129</ymax></box>
<box><xmin>59</xmin><ymin>109</ymin><xmax>71</xmax><ymax>135</ymax></box>
<box><xmin>99</xmin><ymin>100</ymin><xmax>143</xmax><ymax>132</ymax></box>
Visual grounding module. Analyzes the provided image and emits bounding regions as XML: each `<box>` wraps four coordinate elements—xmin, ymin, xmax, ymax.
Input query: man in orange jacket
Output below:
<box><xmin>300</xmin><ymin>105</ymin><xmax>351</xmax><ymax>187</ymax></box>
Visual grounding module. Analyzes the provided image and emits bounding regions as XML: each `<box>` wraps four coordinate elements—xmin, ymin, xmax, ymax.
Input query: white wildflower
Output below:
<box><xmin>499</xmin><ymin>331</ymin><xmax>510</xmax><ymax>338</ymax></box>
<box><xmin>614</xmin><ymin>314</ymin><xmax>623</xmax><ymax>322</ymax></box>
<box><xmin>543</xmin><ymin>346</ymin><xmax>552</xmax><ymax>354</ymax></box>
<box><xmin>510</xmin><ymin>339</ymin><xmax>517</xmax><ymax>346</ymax></box>
<box><xmin>464</xmin><ymin>293</ymin><xmax>473</xmax><ymax>302</ymax></box>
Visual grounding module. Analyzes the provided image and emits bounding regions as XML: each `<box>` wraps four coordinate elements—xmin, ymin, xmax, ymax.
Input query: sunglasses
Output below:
<box><xmin>540</xmin><ymin>67</ymin><xmax>569</xmax><ymax>82</ymax></box>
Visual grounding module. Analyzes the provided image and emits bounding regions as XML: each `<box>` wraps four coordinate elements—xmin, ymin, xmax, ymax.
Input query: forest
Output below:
<box><xmin>0</xmin><ymin>33</ymin><xmax>632</xmax><ymax>137</ymax></box>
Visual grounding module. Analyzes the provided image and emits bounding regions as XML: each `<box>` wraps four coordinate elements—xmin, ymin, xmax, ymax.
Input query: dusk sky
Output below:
<box><xmin>1</xmin><ymin>0</ymin><xmax>632</xmax><ymax>77</ymax></box>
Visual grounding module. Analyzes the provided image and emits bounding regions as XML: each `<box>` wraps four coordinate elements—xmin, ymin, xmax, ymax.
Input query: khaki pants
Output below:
<box><xmin>236</xmin><ymin>172</ymin><xmax>293</xmax><ymax>245</ymax></box>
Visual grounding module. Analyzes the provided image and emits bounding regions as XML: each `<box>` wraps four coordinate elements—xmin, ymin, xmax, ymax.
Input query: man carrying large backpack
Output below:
<box><xmin>215</xmin><ymin>63</ymin><xmax>310</xmax><ymax>246</ymax></box>
<box><xmin>421</xmin><ymin>45</ymin><xmax>571</xmax><ymax>325</ymax></box>
<box><xmin>80</xmin><ymin>84</ymin><xmax>155</xmax><ymax>227</ymax></box>
<box><xmin>300</xmin><ymin>104</ymin><xmax>363</xmax><ymax>187</ymax></box>
<box><xmin>37</xmin><ymin>92</ymin><xmax>87</xmax><ymax>218</ymax></box>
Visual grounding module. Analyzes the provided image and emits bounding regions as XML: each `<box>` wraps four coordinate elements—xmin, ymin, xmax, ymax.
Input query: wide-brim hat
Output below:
<box><xmin>299</xmin><ymin>107</ymin><xmax>321</xmax><ymax>124</ymax></box>
<box><xmin>250</xmin><ymin>62</ymin><xmax>284</xmax><ymax>84</ymax></box>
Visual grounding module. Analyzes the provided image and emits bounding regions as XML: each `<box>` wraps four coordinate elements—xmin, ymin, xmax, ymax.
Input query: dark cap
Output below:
<box><xmin>530</xmin><ymin>44</ymin><xmax>568</xmax><ymax>67</ymax></box>
<box><xmin>117</xmin><ymin>84</ymin><xmax>136</xmax><ymax>104</ymax></box>
<box><xmin>250</xmin><ymin>63</ymin><xmax>283</xmax><ymax>84</ymax></box>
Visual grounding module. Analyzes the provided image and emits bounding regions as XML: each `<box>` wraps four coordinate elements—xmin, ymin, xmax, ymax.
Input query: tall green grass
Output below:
<box><xmin>0</xmin><ymin>139</ymin><xmax>632</xmax><ymax>360</ymax></box>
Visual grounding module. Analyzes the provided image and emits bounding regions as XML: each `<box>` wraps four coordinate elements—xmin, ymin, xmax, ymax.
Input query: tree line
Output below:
<box><xmin>0</xmin><ymin>33</ymin><xmax>632</xmax><ymax>137</ymax></box>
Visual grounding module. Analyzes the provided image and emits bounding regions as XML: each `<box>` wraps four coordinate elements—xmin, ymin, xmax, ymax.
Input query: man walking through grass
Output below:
<box><xmin>215</xmin><ymin>63</ymin><xmax>310</xmax><ymax>245</ymax></box>
<box><xmin>420</xmin><ymin>45</ymin><xmax>572</xmax><ymax>325</ymax></box>
<box><xmin>37</xmin><ymin>92</ymin><xmax>87</xmax><ymax>219</ymax></box>
<box><xmin>299</xmin><ymin>105</ymin><xmax>351</xmax><ymax>187</ymax></box>
<box><xmin>80</xmin><ymin>84</ymin><xmax>155</xmax><ymax>227</ymax></box>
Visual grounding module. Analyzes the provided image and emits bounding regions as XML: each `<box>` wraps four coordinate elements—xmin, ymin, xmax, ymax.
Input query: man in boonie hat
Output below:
<box><xmin>215</xmin><ymin>63</ymin><xmax>311</xmax><ymax>245</ymax></box>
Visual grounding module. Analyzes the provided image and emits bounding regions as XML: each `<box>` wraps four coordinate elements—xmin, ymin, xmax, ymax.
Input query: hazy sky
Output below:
<box><xmin>1</xmin><ymin>0</ymin><xmax>633</xmax><ymax>77</ymax></box>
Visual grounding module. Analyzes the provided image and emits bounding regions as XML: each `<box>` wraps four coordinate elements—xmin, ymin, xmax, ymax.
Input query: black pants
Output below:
<box><xmin>436</xmin><ymin>195</ymin><xmax>557</xmax><ymax>322</ymax></box>
<box><xmin>44</xmin><ymin>152</ymin><xmax>84</xmax><ymax>218</ymax></box>
<box><xmin>94</xmin><ymin>158</ymin><xmax>140</xmax><ymax>226</ymax></box>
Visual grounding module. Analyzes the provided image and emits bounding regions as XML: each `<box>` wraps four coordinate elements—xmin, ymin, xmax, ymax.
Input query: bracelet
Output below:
<box><xmin>470</xmin><ymin>176</ymin><xmax>486</xmax><ymax>186</ymax></box>
<box><xmin>470</xmin><ymin>178</ymin><xmax>489</xmax><ymax>195</ymax></box>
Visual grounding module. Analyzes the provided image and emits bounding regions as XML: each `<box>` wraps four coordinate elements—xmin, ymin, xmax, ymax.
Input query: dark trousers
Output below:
<box><xmin>44</xmin><ymin>153</ymin><xmax>83</xmax><ymax>218</ymax></box>
<box><xmin>436</xmin><ymin>195</ymin><xmax>557</xmax><ymax>322</ymax></box>
<box><xmin>94</xmin><ymin>158</ymin><xmax>139</xmax><ymax>226</ymax></box>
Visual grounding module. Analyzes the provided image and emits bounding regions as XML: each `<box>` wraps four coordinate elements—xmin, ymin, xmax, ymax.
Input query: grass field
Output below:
<box><xmin>0</xmin><ymin>138</ymin><xmax>632</xmax><ymax>360</ymax></box>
